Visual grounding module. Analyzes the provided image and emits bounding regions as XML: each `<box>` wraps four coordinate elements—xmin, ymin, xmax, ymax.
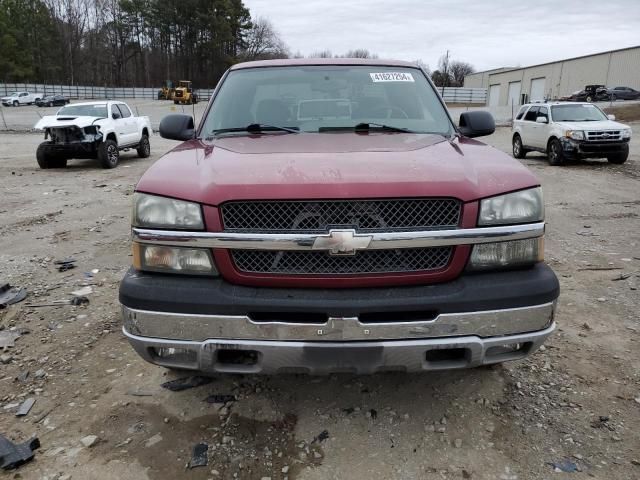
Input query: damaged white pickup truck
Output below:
<box><xmin>33</xmin><ymin>101</ymin><xmax>152</xmax><ymax>169</ymax></box>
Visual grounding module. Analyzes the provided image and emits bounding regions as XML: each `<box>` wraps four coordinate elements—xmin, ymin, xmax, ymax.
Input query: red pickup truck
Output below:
<box><xmin>120</xmin><ymin>59</ymin><xmax>559</xmax><ymax>374</ymax></box>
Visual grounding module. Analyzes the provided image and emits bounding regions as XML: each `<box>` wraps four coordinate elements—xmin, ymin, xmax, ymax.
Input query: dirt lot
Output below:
<box><xmin>1</xmin><ymin>124</ymin><xmax>639</xmax><ymax>480</ymax></box>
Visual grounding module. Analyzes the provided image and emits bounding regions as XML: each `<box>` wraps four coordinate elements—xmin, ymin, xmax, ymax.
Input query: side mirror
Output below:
<box><xmin>607</xmin><ymin>114</ymin><xmax>616</xmax><ymax>121</ymax></box>
<box><xmin>112</xmin><ymin>112</ymin><xmax>121</xmax><ymax>120</ymax></box>
<box><xmin>159</xmin><ymin>114</ymin><xmax>195</xmax><ymax>141</ymax></box>
<box><xmin>535</xmin><ymin>116</ymin><xmax>548</xmax><ymax>124</ymax></box>
<box><xmin>458</xmin><ymin>111</ymin><xmax>495</xmax><ymax>138</ymax></box>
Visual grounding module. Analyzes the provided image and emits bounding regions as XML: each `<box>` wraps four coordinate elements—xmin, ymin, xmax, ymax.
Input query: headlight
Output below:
<box><xmin>133</xmin><ymin>243</ymin><xmax>217</xmax><ymax>275</ymax></box>
<box><xmin>133</xmin><ymin>193</ymin><xmax>203</xmax><ymax>229</ymax></box>
<box><xmin>479</xmin><ymin>187</ymin><xmax>544</xmax><ymax>226</ymax></box>
<box><xmin>467</xmin><ymin>238</ymin><xmax>543</xmax><ymax>271</ymax></box>
<box><xmin>621</xmin><ymin>129</ymin><xmax>631</xmax><ymax>139</ymax></box>
<box><xmin>566</xmin><ymin>130</ymin><xmax>584</xmax><ymax>140</ymax></box>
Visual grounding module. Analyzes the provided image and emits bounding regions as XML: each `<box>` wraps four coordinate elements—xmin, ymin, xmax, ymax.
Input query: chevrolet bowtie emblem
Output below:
<box><xmin>312</xmin><ymin>229</ymin><xmax>373</xmax><ymax>256</ymax></box>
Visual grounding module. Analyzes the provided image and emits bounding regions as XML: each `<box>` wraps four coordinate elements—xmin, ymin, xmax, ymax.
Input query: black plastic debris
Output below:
<box><xmin>204</xmin><ymin>394</ymin><xmax>236</xmax><ymax>404</ymax></box>
<box><xmin>70</xmin><ymin>296</ymin><xmax>89</xmax><ymax>306</ymax></box>
<box><xmin>0</xmin><ymin>284</ymin><xmax>27</xmax><ymax>309</ymax></box>
<box><xmin>54</xmin><ymin>258</ymin><xmax>76</xmax><ymax>272</ymax></box>
<box><xmin>311</xmin><ymin>430</ymin><xmax>329</xmax><ymax>444</ymax></box>
<box><xmin>161</xmin><ymin>376</ymin><xmax>214</xmax><ymax>392</ymax></box>
<box><xmin>187</xmin><ymin>442</ymin><xmax>208</xmax><ymax>469</ymax></box>
<box><xmin>0</xmin><ymin>435</ymin><xmax>40</xmax><ymax>470</ymax></box>
<box><xmin>342</xmin><ymin>407</ymin><xmax>355</xmax><ymax>415</ymax></box>
<box><xmin>25</xmin><ymin>296</ymin><xmax>89</xmax><ymax>308</ymax></box>
<box><xmin>549</xmin><ymin>459</ymin><xmax>578</xmax><ymax>473</ymax></box>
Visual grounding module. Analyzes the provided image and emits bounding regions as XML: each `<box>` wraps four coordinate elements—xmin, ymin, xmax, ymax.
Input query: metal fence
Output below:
<box><xmin>1</xmin><ymin>83</ymin><xmax>487</xmax><ymax>104</ymax></box>
<box><xmin>0</xmin><ymin>83</ymin><xmax>216</xmax><ymax>101</ymax></box>
<box><xmin>439</xmin><ymin>87</ymin><xmax>487</xmax><ymax>104</ymax></box>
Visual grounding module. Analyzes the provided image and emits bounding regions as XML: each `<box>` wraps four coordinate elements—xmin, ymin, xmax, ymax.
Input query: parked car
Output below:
<box><xmin>564</xmin><ymin>85</ymin><xmax>609</xmax><ymax>102</ymax></box>
<box><xmin>35</xmin><ymin>95</ymin><xmax>70</xmax><ymax>107</ymax></box>
<box><xmin>607</xmin><ymin>86</ymin><xmax>640</xmax><ymax>101</ymax></box>
<box><xmin>33</xmin><ymin>101</ymin><xmax>152</xmax><ymax>169</ymax></box>
<box><xmin>512</xmin><ymin>102</ymin><xmax>631</xmax><ymax>165</ymax></box>
<box><xmin>119</xmin><ymin>58</ymin><xmax>559</xmax><ymax>375</ymax></box>
<box><xmin>1</xmin><ymin>91</ymin><xmax>44</xmax><ymax>106</ymax></box>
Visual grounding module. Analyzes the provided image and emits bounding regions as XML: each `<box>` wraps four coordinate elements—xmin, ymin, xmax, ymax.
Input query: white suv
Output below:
<box><xmin>512</xmin><ymin>102</ymin><xmax>631</xmax><ymax>165</ymax></box>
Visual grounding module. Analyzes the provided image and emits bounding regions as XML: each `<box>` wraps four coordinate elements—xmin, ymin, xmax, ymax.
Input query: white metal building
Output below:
<box><xmin>464</xmin><ymin>46</ymin><xmax>640</xmax><ymax>107</ymax></box>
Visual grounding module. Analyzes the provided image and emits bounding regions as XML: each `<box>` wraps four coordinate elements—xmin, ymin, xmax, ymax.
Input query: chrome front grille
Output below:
<box><xmin>586</xmin><ymin>130</ymin><xmax>621</xmax><ymax>141</ymax></box>
<box><xmin>221</xmin><ymin>199</ymin><xmax>461</xmax><ymax>233</ymax></box>
<box><xmin>230</xmin><ymin>247</ymin><xmax>453</xmax><ymax>275</ymax></box>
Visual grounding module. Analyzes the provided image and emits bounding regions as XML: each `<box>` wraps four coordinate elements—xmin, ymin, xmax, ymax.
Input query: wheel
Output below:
<box><xmin>136</xmin><ymin>134</ymin><xmax>151</xmax><ymax>158</ymax></box>
<box><xmin>611</xmin><ymin>94</ymin><xmax>616</xmax><ymax>101</ymax></box>
<box><xmin>547</xmin><ymin>138</ymin><xmax>564</xmax><ymax>166</ymax></box>
<box><xmin>585</xmin><ymin>95</ymin><xmax>592</xmax><ymax>102</ymax></box>
<box><xmin>13</xmin><ymin>101</ymin><xmax>18</xmax><ymax>107</ymax></box>
<box><xmin>512</xmin><ymin>134</ymin><xmax>527</xmax><ymax>159</ymax></box>
<box><xmin>98</xmin><ymin>139</ymin><xmax>119</xmax><ymax>168</ymax></box>
<box><xmin>174</xmin><ymin>100</ymin><xmax>178</xmax><ymax>104</ymax></box>
<box><xmin>607</xmin><ymin>151</ymin><xmax>628</xmax><ymax>164</ymax></box>
<box><xmin>36</xmin><ymin>143</ymin><xmax>67</xmax><ymax>169</ymax></box>
<box><xmin>193</xmin><ymin>95</ymin><xmax>198</xmax><ymax>104</ymax></box>
<box><xmin>47</xmin><ymin>102</ymin><xmax>52</xmax><ymax>107</ymax></box>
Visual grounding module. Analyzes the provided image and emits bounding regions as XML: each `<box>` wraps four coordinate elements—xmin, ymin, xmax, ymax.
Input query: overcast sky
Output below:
<box><xmin>243</xmin><ymin>0</ymin><xmax>639</xmax><ymax>71</ymax></box>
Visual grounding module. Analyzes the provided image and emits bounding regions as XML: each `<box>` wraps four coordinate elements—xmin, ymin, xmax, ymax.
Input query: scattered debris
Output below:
<box><xmin>161</xmin><ymin>376</ymin><xmax>214</xmax><ymax>392</ymax></box>
<box><xmin>0</xmin><ymin>434</ymin><xmax>40</xmax><ymax>470</ymax></box>
<box><xmin>577</xmin><ymin>266</ymin><xmax>621</xmax><ymax>271</ymax></box>
<box><xmin>71</xmin><ymin>286</ymin><xmax>93</xmax><ymax>297</ymax></box>
<box><xmin>25</xmin><ymin>296</ymin><xmax>89</xmax><ymax>308</ymax></box>
<box><xmin>144</xmin><ymin>433</ymin><xmax>163</xmax><ymax>448</ymax></box>
<box><xmin>34</xmin><ymin>369</ymin><xmax>46</xmax><ymax>379</ymax></box>
<box><xmin>80</xmin><ymin>435</ymin><xmax>99</xmax><ymax>448</ymax></box>
<box><xmin>342</xmin><ymin>407</ymin><xmax>355</xmax><ymax>415</ymax></box>
<box><xmin>368</xmin><ymin>408</ymin><xmax>378</xmax><ymax>420</ymax></box>
<box><xmin>15</xmin><ymin>371</ymin><xmax>29</xmax><ymax>383</ymax></box>
<box><xmin>187</xmin><ymin>442</ymin><xmax>208</xmax><ymax>469</ymax></box>
<box><xmin>54</xmin><ymin>258</ymin><xmax>76</xmax><ymax>272</ymax></box>
<box><xmin>311</xmin><ymin>430</ymin><xmax>329</xmax><ymax>444</ymax></box>
<box><xmin>612</xmin><ymin>273</ymin><xmax>633</xmax><ymax>281</ymax></box>
<box><xmin>0</xmin><ymin>283</ymin><xmax>27</xmax><ymax>309</ymax></box>
<box><xmin>204</xmin><ymin>394</ymin><xmax>236</xmax><ymax>404</ymax></box>
<box><xmin>15</xmin><ymin>398</ymin><xmax>36</xmax><ymax>417</ymax></box>
<box><xmin>126</xmin><ymin>390</ymin><xmax>153</xmax><ymax>397</ymax></box>
<box><xmin>0</xmin><ymin>331</ymin><xmax>21</xmax><ymax>348</ymax></box>
<box><xmin>548</xmin><ymin>459</ymin><xmax>578</xmax><ymax>473</ymax></box>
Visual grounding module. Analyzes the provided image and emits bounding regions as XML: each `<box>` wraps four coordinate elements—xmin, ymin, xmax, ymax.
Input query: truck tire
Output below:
<box><xmin>547</xmin><ymin>138</ymin><xmax>564</xmax><ymax>166</ymax></box>
<box><xmin>512</xmin><ymin>134</ymin><xmax>528</xmax><ymax>159</ymax></box>
<box><xmin>98</xmin><ymin>139</ymin><xmax>119</xmax><ymax>169</ymax></box>
<box><xmin>13</xmin><ymin>101</ymin><xmax>18</xmax><ymax>107</ymax></box>
<box><xmin>36</xmin><ymin>143</ymin><xmax>67</xmax><ymax>169</ymax></box>
<box><xmin>607</xmin><ymin>151</ymin><xmax>628</xmax><ymax>164</ymax></box>
<box><xmin>136</xmin><ymin>133</ymin><xmax>151</xmax><ymax>158</ymax></box>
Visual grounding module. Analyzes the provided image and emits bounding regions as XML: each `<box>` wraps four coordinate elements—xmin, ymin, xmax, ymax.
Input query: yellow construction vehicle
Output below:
<box><xmin>173</xmin><ymin>80</ymin><xmax>198</xmax><ymax>105</ymax></box>
<box><xmin>157</xmin><ymin>80</ymin><xmax>175</xmax><ymax>101</ymax></box>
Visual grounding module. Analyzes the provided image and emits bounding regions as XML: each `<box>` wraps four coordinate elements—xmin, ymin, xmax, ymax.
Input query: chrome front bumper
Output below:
<box><xmin>122</xmin><ymin>302</ymin><xmax>556</xmax><ymax>374</ymax></box>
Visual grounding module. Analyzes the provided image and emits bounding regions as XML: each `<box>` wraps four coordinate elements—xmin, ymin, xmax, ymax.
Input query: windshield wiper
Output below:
<box><xmin>208</xmin><ymin>123</ymin><xmax>300</xmax><ymax>138</ymax></box>
<box><xmin>354</xmin><ymin>122</ymin><xmax>415</xmax><ymax>133</ymax></box>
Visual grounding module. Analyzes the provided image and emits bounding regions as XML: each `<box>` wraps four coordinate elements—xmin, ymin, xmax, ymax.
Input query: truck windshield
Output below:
<box><xmin>57</xmin><ymin>104</ymin><xmax>108</xmax><ymax>118</ymax></box>
<box><xmin>551</xmin><ymin>104</ymin><xmax>607</xmax><ymax>122</ymax></box>
<box><xmin>202</xmin><ymin>66</ymin><xmax>453</xmax><ymax>136</ymax></box>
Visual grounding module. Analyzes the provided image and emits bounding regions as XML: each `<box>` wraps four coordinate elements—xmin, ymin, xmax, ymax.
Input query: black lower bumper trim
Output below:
<box><xmin>119</xmin><ymin>264</ymin><xmax>559</xmax><ymax>317</ymax></box>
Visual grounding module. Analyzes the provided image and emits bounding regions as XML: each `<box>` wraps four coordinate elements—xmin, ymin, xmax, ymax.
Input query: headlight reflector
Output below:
<box><xmin>133</xmin><ymin>193</ymin><xmax>203</xmax><ymax>229</ymax></box>
<box><xmin>468</xmin><ymin>238</ymin><xmax>543</xmax><ymax>271</ymax></box>
<box><xmin>479</xmin><ymin>187</ymin><xmax>544</xmax><ymax>226</ymax></box>
<box><xmin>621</xmin><ymin>129</ymin><xmax>631</xmax><ymax>139</ymax></box>
<box><xmin>133</xmin><ymin>243</ymin><xmax>217</xmax><ymax>275</ymax></box>
<box><xmin>566</xmin><ymin>130</ymin><xmax>584</xmax><ymax>140</ymax></box>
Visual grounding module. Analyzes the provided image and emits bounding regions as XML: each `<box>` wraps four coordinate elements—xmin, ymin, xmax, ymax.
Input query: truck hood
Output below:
<box><xmin>34</xmin><ymin>115</ymin><xmax>107</xmax><ymax>130</ymax></box>
<box><xmin>136</xmin><ymin>132</ymin><xmax>540</xmax><ymax>205</ymax></box>
<box><xmin>1</xmin><ymin>96</ymin><xmax>17</xmax><ymax>101</ymax></box>
<box><xmin>554</xmin><ymin>120</ymin><xmax>630</xmax><ymax>131</ymax></box>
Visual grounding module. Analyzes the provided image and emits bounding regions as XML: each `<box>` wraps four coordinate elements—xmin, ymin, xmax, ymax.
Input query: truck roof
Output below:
<box><xmin>230</xmin><ymin>58</ymin><xmax>420</xmax><ymax>70</ymax></box>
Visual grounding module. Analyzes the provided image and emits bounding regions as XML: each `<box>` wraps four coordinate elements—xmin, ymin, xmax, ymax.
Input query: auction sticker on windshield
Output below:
<box><xmin>370</xmin><ymin>72</ymin><xmax>415</xmax><ymax>82</ymax></box>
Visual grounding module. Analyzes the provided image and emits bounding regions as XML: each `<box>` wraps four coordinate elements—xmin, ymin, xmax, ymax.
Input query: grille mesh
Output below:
<box><xmin>231</xmin><ymin>248</ymin><xmax>452</xmax><ymax>275</ymax></box>
<box><xmin>221</xmin><ymin>199</ymin><xmax>461</xmax><ymax>233</ymax></box>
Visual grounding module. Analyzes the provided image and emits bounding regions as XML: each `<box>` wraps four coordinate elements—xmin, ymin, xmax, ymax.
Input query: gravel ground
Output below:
<box><xmin>0</xmin><ymin>124</ymin><xmax>639</xmax><ymax>480</ymax></box>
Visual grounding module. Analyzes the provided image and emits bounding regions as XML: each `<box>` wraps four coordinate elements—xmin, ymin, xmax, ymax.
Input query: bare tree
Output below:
<box><xmin>309</xmin><ymin>50</ymin><xmax>334</xmax><ymax>58</ymax></box>
<box><xmin>435</xmin><ymin>51</ymin><xmax>451</xmax><ymax>87</ymax></box>
<box><xmin>413</xmin><ymin>59</ymin><xmax>430</xmax><ymax>75</ymax></box>
<box><xmin>450</xmin><ymin>60</ymin><xmax>475</xmax><ymax>87</ymax></box>
<box><xmin>242</xmin><ymin>17</ymin><xmax>289</xmax><ymax>61</ymax></box>
<box><xmin>341</xmin><ymin>49</ymin><xmax>378</xmax><ymax>59</ymax></box>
